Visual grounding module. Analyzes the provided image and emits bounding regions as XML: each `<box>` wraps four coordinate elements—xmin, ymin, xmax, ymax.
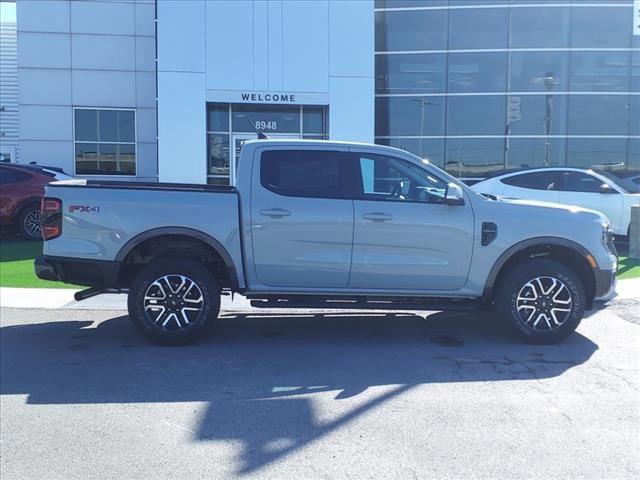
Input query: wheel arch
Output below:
<box><xmin>484</xmin><ymin>237</ymin><xmax>597</xmax><ymax>308</ymax></box>
<box><xmin>115</xmin><ymin>227</ymin><xmax>241</xmax><ymax>291</ymax></box>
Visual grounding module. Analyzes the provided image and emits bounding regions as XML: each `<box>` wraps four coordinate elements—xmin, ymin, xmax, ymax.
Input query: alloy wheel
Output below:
<box><xmin>23</xmin><ymin>209</ymin><xmax>42</xmax><ymax>239</ymax></box>
<box><xmin>515</xmin><ymin>276</ymin><xmax>573</xmax><ymax>331</ymax></box>
<box><xmin>143</xmin><ymin>274</ymin><xmax>205</xmax><ymax>330</ymax></box>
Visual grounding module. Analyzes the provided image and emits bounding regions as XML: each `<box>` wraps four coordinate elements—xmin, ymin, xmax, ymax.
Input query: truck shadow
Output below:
<box><xmin>0</xmin><ymin>310</ymin><xmax>598</xmax><ymax>475</ymax></box>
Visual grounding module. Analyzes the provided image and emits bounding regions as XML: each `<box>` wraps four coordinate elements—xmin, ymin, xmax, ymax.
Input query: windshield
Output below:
<box><xmin>595</xmin><ymin>170</ymin><xmax>640</xmax><ymax>194</ymax></box>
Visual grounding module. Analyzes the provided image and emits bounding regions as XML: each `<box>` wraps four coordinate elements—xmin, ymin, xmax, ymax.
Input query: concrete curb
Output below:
<box><xmin>1</xmin><ymin>277</ymin><xmax>639</xmax><ymax>311</ymax></box>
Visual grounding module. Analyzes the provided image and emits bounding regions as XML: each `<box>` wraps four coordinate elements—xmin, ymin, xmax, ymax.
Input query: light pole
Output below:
<box><xmin>412</xmin><ymin>97</ymin><xmax>436</xmax><ymax>159</ymax></box>
<box><xmin>543</xmin><ymin>72</ymin><xmax>556</xmax><ymax>167</ymax></box>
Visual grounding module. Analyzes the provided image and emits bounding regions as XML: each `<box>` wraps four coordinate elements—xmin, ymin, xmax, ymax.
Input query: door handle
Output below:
<box><xmin>362</xmin><ymin>212</ymin><xmax>393</xmax><ymax>222</ymax></box>
<box><xmin>260</xmin><ymin>208</ymin><xmax>291</xmax><ymax>218</ymax></box>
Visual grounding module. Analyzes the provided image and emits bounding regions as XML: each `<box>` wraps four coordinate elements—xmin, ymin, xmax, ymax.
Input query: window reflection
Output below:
<box><xmin>375</xmin><ymin>10</ymin><xmax>448</xmax><ymax>52</ymax></box>
<box><xmin>375</xmin><ymin>97</ymin><xmax>445</xmax><ymax>136</ymax></box>
<box><xmin>447</xmin><ymin>53</ymin><xmax>507</xmax><ymax>93</ymax></box>
<box><xmin>570</xmin><ymin>51</ymin><xmax>631</xmax><ymax>92</ymax></box>
<box><xmin>509</xmin><ymin>51</ymin><xmax>569</xmax><ymax>92</ymax></box>
<box><xmin>376</xmin><ymin>54</ymin><xmax>446</xmax><ymax>94</ymax></box>
<box><xmin>506</xmin><ymin>138</ymin><xmax>566</xmax><ymax>170</ymax></box>
<box><xmin>446</xmin><ymin>96</ymin><xmax>506</xmax><ymax>136</ymax></box>
<box><xmin>374</xmin><ymin>2</ymin><xmax>638</xmax><ymax>177</ymax></box>
<box><xmin>445</xmin><ymin>138</ymin><xmax>506</xmax><ymax>178</ymax></box>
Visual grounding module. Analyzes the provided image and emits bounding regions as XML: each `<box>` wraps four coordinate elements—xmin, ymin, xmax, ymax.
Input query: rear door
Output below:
<box><xmin>250</xmin><ymin>147</ymin><xmax>355</xmax><ymax>288</ymax></box>
<box><xmin>349</xmin><ymin>151</ymin><xmax>474</xmax><ymax>291</ymax></box>
<box><xmin>499</xmin><ymin>171</ymin><xmax>561</xmax><ymax>203</ymax></box>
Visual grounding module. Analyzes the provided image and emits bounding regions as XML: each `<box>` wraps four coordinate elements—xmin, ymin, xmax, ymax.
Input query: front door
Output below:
<box><xmin>349</xmin><ymin>152</ymin><xmax>474</xmax><ymax>291</ymax></box>
<box><xmin>250</xmin><ymin>147</ymin><xmax>355</xmax><ymax>289</ymax></box>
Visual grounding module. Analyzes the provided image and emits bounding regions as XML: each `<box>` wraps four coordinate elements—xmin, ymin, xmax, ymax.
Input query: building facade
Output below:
<box><xmin>14</xmin><ymin>0</ymin><xmax>640</xmax><ymax>183</ymax></box>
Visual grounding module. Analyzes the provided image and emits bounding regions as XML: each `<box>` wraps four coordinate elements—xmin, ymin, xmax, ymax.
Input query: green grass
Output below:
<box><xmin>0</xmin><ymin>239</ymin><xmax>79</xmax><ymax>288</ymax></box>
<box><xmin>616</xmin><ymin>256</ymin><xmax>640</xmax><ymax>280</ymax></box>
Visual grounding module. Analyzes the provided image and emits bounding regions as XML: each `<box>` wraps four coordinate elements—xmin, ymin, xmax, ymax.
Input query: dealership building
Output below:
<box><xmin>11</xmin><ymin>0</ymin><xmax>640</xmax><ymax>183</ymax></box>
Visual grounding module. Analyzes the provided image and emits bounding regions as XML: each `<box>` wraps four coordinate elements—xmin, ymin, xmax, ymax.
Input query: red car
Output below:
<box><xmin>0</xmin><ymin>163</ymin><xmax>72</xmax><ymax>240</ymax></box>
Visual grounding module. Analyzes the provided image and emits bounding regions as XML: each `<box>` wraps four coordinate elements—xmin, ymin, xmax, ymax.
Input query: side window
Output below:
<box><xmin>501</xmin><ymin>171</ymin><xmax>558</xmax><ymax>191</ymax></box>
<box><xmin>357</xmin><ymin>154</ymin><xmax>448</xmax><ymax>203</ymax></box>
<box><xmin>0</xmin><ymin>168</ymin><xmax>30</xmax><ymax>185</ymax></box>
<box><xmin>561</xmin><ymin>171</ymin><xmax>610</xmax><ymax>193</ymax></box>
<box><xmin>260</xmin><ymin>150</ymin><xmax>349</xmax><ymax>198</ymax></box>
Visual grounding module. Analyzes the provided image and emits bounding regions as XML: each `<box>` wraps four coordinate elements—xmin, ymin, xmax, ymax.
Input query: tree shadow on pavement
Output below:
<box><xmin>0</xmin><ymin>310</ymin><xmax>598</xmax><ymax>475</ymax></box>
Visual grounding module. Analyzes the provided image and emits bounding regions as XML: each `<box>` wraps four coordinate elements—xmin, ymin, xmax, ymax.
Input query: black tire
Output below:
<box><xmin>127</xmin><ymin>257</ymin><xmax>220</xmax><ymax>346</ymax></box>
<box><xmin>496</xmin><ymin>259</ymin><xmax>586</xmax><ymax>344</ymax></box>
<box><xmin>17</xmin><ymin>203</ymin><xmax>42</xmax><ymax>240</ymax></box>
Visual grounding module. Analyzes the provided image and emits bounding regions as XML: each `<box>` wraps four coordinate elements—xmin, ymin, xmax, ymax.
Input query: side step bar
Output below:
<box><xmin>249</xmin><ymin>298</ymin><xmax>482</xmax><ymax>311</ymax></box>
<box><xmin>74</xmin><ymin>287</ymin><xmax>128</xmax><ymax>302</ymax></box>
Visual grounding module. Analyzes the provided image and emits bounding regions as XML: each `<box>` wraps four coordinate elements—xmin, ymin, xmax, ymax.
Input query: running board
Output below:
<box><xmin>74</xmin><ymin>287</ymin><xmax>128</xmax><ymax>302</ymax></box>
<box><xmin>249</xmin><ymin>298</ymin><xmax>482</xmax><ymax>311</ymax></box>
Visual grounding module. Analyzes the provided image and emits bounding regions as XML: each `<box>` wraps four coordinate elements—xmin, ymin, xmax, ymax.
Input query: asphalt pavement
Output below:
<box><xmin>1</xmin><ymin>303</ymin><xmax>638</xmax><ymax>479</ymax></box>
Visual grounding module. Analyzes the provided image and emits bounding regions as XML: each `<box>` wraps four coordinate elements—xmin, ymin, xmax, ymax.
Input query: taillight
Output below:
<box><xmin>41</xmin><ymin>197</ymin><xmax>62</xmax><ymax>240</ymax></box>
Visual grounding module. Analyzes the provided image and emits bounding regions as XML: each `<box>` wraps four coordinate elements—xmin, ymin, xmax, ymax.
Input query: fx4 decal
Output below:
<box><xmin>69</xmin><ymin>205</ymin><xmax>100</xmax><ymax>213</ymax></box>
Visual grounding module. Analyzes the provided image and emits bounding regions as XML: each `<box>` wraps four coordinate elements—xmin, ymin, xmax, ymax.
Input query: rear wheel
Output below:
<box><xmin>496</xmin><ymin>259</ymin><xmax>586</xmax><ymax>344</ymax></box>
<box><xmin>127</xmin><ymin>257</ymin><xmax>220</xmax><ymax>345</ymax></box>
<box><xmin>18</xmin><ymin>204</ymin><xmax>42</xmax><ymax>240</ymax></box>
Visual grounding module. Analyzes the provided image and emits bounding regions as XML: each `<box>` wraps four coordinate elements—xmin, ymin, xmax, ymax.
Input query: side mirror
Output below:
<box><xmin>599</xmin><ymin>183</ymin><xmax>617</xmax><ymax>194</ymax></box>
<box><xmin>445</xmin><ymin>183</ymin><xmax>465</xmax><ymax>206</ymax></box>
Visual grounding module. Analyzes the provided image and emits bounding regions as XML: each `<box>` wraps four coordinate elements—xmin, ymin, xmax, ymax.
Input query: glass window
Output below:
<box><xmin>445</xmin><ymin>138</ymin><xmax>506</xmax><ymax>178</ymax></box>
<box><xmin>446</xmin><ymin>96</ymin><xmax>506</xmax><ymax>136</ymax></box>
<box><xmin>207</xmin><ymin>134</ymin><xmax>230</xmax><ymax>179</ymax></box>
<box><xmin>232</xmin><ymin>104</ymin><xmax>299</xmax><ymax>134</ymax></box>
<box><xmin>357</xmin><ymin>154</ymin><xmax>448</xmax><ymax>203</ymax></box>
<box><xmin>510</xmin><ymin>6</ymin><xmax>570</xmax><ymax>48</ymax></box>
<box><xmin>260</xmin><ymin>150</ymin><xmax>349</xmax><ymax>198</ymax></box>
<box><xmin>567</xmin><ymin>95</ymin><xmax>630</xmax><ymax>136</ymax></box>
<box><xmin>570</xmin><ymin>51</ymin><xmax>631</xmax><ymax>92</ymax></box>
<box><xmin>207</xmin><ymin>104</ymin><xmax>229</xmax><ymax>132</ymax></box>
<box><xmin>448</xmin><ymin>7</ymin><xmax>508</xmax><ymax>50</ymax></box>
<box><xmin>375</xmin><ymin>10</ymin><xmax>448</xmax><ymax>52</ymax></box>
<box><xmin>570</xmin><ymin>7</ymin><xmax>632</xmax><ymax>49</ymax></box>
<box><xmin>447</xmin><ymin>52</ymin><xmax>507</xmax><ymax>93</ymax></box>
<box><xmin>501</xmin><ymin>171</ymin><xmax>559</xmax><ymax>191</ymax></box>
<box><xmin>375</xmin><ymin>97</ymin><xmax>445</xmax><ymax>136</ymax></box>
<box><xmin>375</xmin><ymin>54</ymin><xmax>446</xmax><ymax>94</ymax></box>
<box><xmin>0</xmin><ymin>167</ymin><xmax>30</xmax><ymax>184</ymax></box>
<box><xmin>567</xmin><ymin>138</ymin><xmax>629</xmax><ymax>169</ymax></box>
<box><xmin>630</xmin><ymin>96</ymin><xmax>640</xmax><ymax>137</ymax></box>
<box><xmin>632</xmin><ymin>51</ymin><xmax>640</xmax><ymax>93</ymax></box>
<box><xmin>560</xmin><ymin>171</ymin><xmax>608</xmax><ymax>193</ymax></box>
<box><xmin>302</xmin><ymin>106</ymin><xmax>326</xmax><ymax>134</ymax></box>
<box><xmin>74</xmin><ymin>109</ymin><xmax>136</xmax><ymax>176</ymax></box>
<box><xmin>507</xmin><ymin>95</ymin><xmax>568</xmax><ymax>136</ymax></box>
<box><xmin>509</xmin><ymin>51</ymin><xmax>570</xmax><ymax>92</ymax></box>
<box><xmin>506</xmin><ymin>138</ymin><xmax>567</xmax><ymax>170</ymax></box>
<box><xmin>376</xmin><ymin>138</ymin><xmax>445</xmax><ymax>167</ymax></box>
<box><xmin>375</xmin><ymin>0</ymin><xmax>448</xmax><ymax>7</ymax></box>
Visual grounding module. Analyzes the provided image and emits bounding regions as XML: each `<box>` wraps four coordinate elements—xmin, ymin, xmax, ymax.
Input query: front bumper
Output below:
<box><xmin>35</xmin><ymin>256</ymin><xmax>121</xmax><ymax>288</ymax></box>
<box><xmin>594</xmin><ymin>268</ymin><xmax>617</xmax><ymax>302</ymax></box>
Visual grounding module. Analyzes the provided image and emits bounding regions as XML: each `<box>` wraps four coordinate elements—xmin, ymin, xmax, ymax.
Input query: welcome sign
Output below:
<box><xmin>207</xmin><ymin>90</ymin><xmax>329</xmax><ymax>106</ymax></box>
<box><xmin>635</xmin><ymin>0</ymin><xmax>640</xmax><ymax>35</ymax></box>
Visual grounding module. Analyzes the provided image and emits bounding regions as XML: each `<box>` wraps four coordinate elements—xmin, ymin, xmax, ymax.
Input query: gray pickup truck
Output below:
<box><xmin>36</xmin><ymin>139</ymin><xmax>617</xmax><ymax>345</ymax></box>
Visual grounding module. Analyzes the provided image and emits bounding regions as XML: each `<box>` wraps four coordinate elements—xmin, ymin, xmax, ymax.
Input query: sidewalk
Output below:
<box><xmin>2</xmin><ymin>278</ymin><xmax>638</xmax><ymax>311</ymax></box>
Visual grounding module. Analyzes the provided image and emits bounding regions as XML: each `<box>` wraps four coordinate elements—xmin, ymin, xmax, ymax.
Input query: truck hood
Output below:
<box><xmin>482</xmin><ymin>195</ymin><xmax>609</xmax><ymax>225</ymax></box>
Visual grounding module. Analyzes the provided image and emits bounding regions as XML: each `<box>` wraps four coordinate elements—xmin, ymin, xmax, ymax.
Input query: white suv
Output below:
<box><xmin>471</xmin><ymin>167</ymin><xmax>640</xmax><ymax>236</ymax></box>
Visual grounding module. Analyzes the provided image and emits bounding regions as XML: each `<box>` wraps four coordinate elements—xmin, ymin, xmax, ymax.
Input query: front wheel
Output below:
<box><xmin>496</xmin><ymin>259</ymin><xmax>586</xmax><ymax>344</ymax></box>
<box><xmin>127</xmin><ymin>257</ymin><xmax>220</xmax><ymax>345</ymax></box>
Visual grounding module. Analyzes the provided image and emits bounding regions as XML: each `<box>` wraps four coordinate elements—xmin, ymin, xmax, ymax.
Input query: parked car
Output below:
<box><xmin>0</xmin><ymin>163</ymin><xmax>73</xmax><ymax>240</ymax></box>
<box><xmin>36</xmin><ymin>140</ymin><xmax>616</xmax><ymax>346</ymax></box>
<box><xmin>471</xmin><ymin>167</ymin><xmax>640</xmax><ymax>237</ymax></box>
